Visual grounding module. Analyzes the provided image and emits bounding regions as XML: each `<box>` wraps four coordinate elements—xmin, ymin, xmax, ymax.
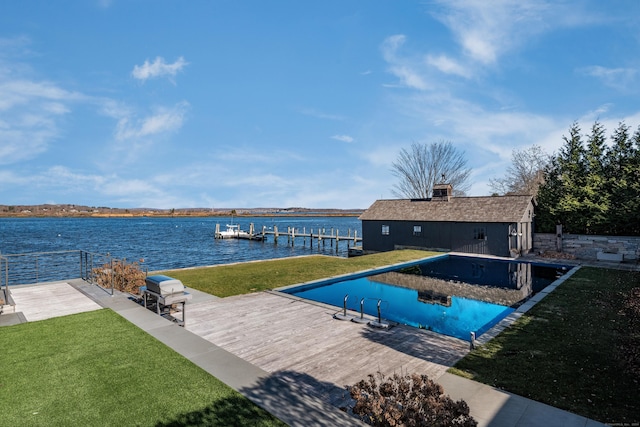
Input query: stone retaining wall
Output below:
<box><xmin>533</xmin><ymin>233</ymin><xmax>640</xmax><ymax>262</ymax></box>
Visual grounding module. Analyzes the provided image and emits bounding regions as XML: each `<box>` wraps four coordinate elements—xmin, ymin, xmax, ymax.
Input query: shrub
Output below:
<box><xmin>347</xmin><ymin>372</ymin><xmax>477</xmax><ymax>427</ymax></box>
<box><xmin>92</xmin><ymin>259</ymin><xmax>146</xmax><ymax>294</ymax></box>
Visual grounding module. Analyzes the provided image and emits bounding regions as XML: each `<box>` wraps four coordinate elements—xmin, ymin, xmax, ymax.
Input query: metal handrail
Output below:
<box><xmin>0</xmin><ymin>255</ymin><xmax>8</xmax><ymax>307</ymax></box>
<box><xmin>1</xmin><ymin>255</ymin><xmax>7</xmax><ymax>290</ymax></box>
<box><xmin>0</xmin><ymin>250</ymin><xmax>116</xmax><ymax>293</ymax></box>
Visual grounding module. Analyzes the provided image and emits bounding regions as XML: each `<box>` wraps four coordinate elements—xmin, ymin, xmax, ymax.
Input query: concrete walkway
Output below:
<box><xmin>1</xmin><ymin>278</ymin><xmax>609</xmax><ymax>426</ymax></box>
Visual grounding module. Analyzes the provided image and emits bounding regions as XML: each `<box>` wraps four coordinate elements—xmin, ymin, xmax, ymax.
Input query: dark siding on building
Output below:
<box><xmin>448</xmin><ymin>223</ymin><xmax>510</xmax><ymax>256</ymax></box>
<box><xmin>359</xmin><ymin>195</ymin><xmax>535</xmax><ymax>258</ymax></box>
<box><xmin>362</xmin><ymin>220</ymin><xmax>513</xmax><ymax>256</ymax></box>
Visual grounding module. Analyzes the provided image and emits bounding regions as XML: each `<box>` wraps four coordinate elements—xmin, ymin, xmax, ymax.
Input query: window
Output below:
<box><xmin>381</xmin><ymin>225</ymin><xmax>390</xmax><ymax>235</ymax></box>
<box><xmin>413</xmin><ymin>225</ymin><xmax>422</xmax><ymax>236</ymax></box>
<box><xmin>473</xmin><ymin>227</ymin><xmax>486</xmax><ymax>240</ymax></box>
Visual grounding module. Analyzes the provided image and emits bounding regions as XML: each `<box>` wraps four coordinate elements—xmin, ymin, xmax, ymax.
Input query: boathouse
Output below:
<box><xmin>359</xmin><ymin>184</ymin><xmax>535</xmax><ymax>257</ymax></box>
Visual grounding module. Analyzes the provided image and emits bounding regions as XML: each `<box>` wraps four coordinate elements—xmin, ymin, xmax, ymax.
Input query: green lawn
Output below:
<box><xmin>1</xmin><ymin>309</ymin><xmax>285</xmax><ymax>427</ymax></box>
<box><xmin>11</xmin><ymin>251</ymin><xmax>633</xmax><ymax>425</ymax></box>
<box><xmin>449</xmin><ymin>267</ymin><xmax>639</xmax><ymax>424</ymax></box>
<box><xmin>1</xmin><ymin>250</ymin><xmax>437</xmax><ymax>427</ymax></box>
<box><xmin>161</xmin><ymin>250</ymin><xmax>438</xmax><ymax>297</ymax></box>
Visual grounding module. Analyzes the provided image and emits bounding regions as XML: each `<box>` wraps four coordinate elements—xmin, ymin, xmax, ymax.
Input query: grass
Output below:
<box><xmin>160</xmin><ymin>250</ymin><xmax>438</xmax><ymax>297</ymax></box>
<box><xmin>3</xmin><ymin>252</ymin><xmax>636</xmax><ymax>425</ymax></box>
<box><xmin>1</xmin><ymin>309</ymin><xmax>285</xmax><ymax>427</ymax></box>
<box><xmin>1</xmin><ymin>250</ymin><xmax>436</xmax><ymax>426</ymax></box>
<box><xmin>449</xmin><ymin>267</ymin><xmax>639</xmax><ymax>424</ymax></box>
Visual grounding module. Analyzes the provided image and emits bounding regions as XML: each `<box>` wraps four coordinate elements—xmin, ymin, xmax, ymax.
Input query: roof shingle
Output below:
<box><xmin>358</xmin><ymin>195</ymin><xmax>534</xmax><ymax>223</ymax></box>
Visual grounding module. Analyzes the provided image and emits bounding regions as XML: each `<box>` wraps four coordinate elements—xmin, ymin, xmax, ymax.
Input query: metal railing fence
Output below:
<box><xmin>0</xmin><ymin>250</ymin><xmax>119</xmax><ymax>302</ymax></box>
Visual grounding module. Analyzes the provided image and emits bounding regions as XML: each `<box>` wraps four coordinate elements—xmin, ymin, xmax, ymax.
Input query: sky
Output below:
<box><xmin>1</xmin><ymin>1</ymin><xmax>639</xmax><ymax>210</ymax></box>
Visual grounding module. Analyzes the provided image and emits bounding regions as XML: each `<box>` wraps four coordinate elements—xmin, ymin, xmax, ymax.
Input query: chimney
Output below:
<box><xmin>432</xmin><ymin>183</ymin><xmax>452</xmax><ymax>201</ymax></box>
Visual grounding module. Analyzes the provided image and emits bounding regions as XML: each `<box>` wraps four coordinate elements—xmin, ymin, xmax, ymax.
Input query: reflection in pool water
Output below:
<box><xmin>283</xmin><ymin>255</ymin><xmax>570</xmax><ymax>340</ymax></box>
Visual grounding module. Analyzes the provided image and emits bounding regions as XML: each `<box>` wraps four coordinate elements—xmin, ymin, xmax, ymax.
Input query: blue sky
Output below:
<box><xmin>1</xmin><ymin>1</ymin><xmax>639</xmax><ymax>209</ymax></box>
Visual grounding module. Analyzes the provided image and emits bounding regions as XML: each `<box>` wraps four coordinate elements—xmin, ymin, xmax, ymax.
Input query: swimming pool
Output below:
<box><xmin>281</xmin><ymin>254</ymin><xmax>570</xmax><ymax>340</ymax></box>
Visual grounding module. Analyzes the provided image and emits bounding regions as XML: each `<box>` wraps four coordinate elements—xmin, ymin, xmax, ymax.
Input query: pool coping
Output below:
<box><xmin>273</xmin><ymin>251</ymin><xmax>580</xmax><ymax>346</ymax></box>
<box><xmin>274</xmin><ymin>253</ymin><xmax>449</xmax><ymax>294</ymax></box>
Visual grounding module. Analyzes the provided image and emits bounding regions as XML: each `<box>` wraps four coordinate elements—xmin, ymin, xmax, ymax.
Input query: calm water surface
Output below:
<box><xmin>284</xmin><ymin>255</ymin><xmax>570</xmax><ymax>339</ymax></box>
<box><xmin>0</xmin><ymin>216</ymin><xmax>362</xmax><ymax>271</ymax></box>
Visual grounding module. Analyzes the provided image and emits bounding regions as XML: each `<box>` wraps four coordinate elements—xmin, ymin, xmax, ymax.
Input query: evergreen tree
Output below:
<box><xmin>535</xmin><ymin>156</ymin><xmax>563</xmax><ymax>233</ymax></box>
<box><xmin>582</xmin><ymin>121</ymin><xmax>609</xmax><ymax>234</ymax></box>
<box><xmin>537</xmin><ymin>121</ymin><xmax>640</xmax><ymax>236</ymax></box>
<box><xmin>604</xmin><ymin>122</ymin><xmax>636</xmax><ymax>235</ymax></box>
<box><xmin>556</xmin><ymin>122</ymin><xmax>588</xmax><ymax>233</ymax></box>
<box><xmin>628</xmin><ymin>126</ymin><xmax>640</xmax><ymax>234</ymax></box>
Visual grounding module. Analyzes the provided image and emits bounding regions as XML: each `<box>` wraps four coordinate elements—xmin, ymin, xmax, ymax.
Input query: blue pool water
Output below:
<box><xmin>283</xmin><ymin>255</ymin><xmax>570</xmax><ymax>340</ymax></box>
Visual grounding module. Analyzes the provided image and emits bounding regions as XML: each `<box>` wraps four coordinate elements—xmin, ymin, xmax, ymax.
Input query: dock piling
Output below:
<box><xmin>257</xmin><ymin>225</ymin><xmax>362</xmax><ymax>253</ymax></box>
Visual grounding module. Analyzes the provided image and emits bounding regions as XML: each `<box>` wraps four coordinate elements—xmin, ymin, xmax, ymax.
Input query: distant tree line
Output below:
<box><xmin>535</xmin><ymin>121</ymin><xmax>640</xmax><ymax>235</ymax></box>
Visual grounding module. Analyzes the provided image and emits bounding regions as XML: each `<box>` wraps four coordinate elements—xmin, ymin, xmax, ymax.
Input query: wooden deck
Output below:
<box><xmin>5</xmin><ymin>282</ymin><xmax>470</xmax><ymax>408</ymax></box>
<box><xmin>186</xmin><ymin>291</ymin><xmax>470</xmax><ymax>405</ymax></box>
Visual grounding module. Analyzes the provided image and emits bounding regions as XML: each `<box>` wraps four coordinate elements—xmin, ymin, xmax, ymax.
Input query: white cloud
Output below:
<box><xmin>580</xmin><ymin>65</ymin><xmax>638</xmax><ymax>92</ymax></box>
<box><xmin>371</xmin><ymin>1</ymin><xmax>627</xmax><ymax>199</ymax></box>
<box><xmin>426</xmin><ymin>54</ymin><xmax>471</xmax><ymax>78</ymax></box>
<box><xmin>44</xmin><ymin>166</ymin><xmax>105</xmax><ymax>187</ymax></box>
<box><xmin>379</xmin><ymin>1</ymin><xmax>603</xmax><ymax>99</ymax></box>
<box><xmin>101</xmin><ymin>178</ymin><xmax>161</xmax><ymax>197</ymax></box>
<box><xmin>131</xmin><ymin>56</ymin><xmax>188</xmax><ymax>82</ymax></box>
<box><xmin>429</xmin><ymin>0</ymin><xmax>601</xmax><ymax>69</ymax></box>
<box><xmin>331</xmin><ymin>134</ymin><xmax>354</xmax><ymax>143</ymax></box>
<box><xmin>0</xmin><ymin>77</ymin><xmax>82</xmax><ymax>164</ymax></box>
<box><xmin>0</xmin><ymin>79</ymin><xmax>82</xmax><ymax>111</ymax></box>
<box><xmin>432</xmin><ymin>0</ymin><xmax>554</xmax><ymax>65</ymax></box>
<box><xmin>97</xmin><ymin>98</ymin><xmax>132</xmax><ymax>120</ymax></box>
<box><xmin>361</xmin><ymin>144</ymin><xmax>399</xmax><ymax>168</ymax></box>
<box><xmin>40</xmin><ymin>166</ymin><xmax>170</xmax><ymax>205</ymax></box>
<box><xmin>115</xmin><ymin>101</ymin><xmax>189</xmax><ymax>140</ymax></box>
<box><xmin>381</xmin><ymin>35</ymin><xmax>430</xmax><ymax>90</ymax></box>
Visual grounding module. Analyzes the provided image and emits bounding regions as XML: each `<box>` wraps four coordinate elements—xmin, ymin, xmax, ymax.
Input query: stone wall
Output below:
<box><xmin>533</xmin><ymin>233</ymin><xmax>640</xmax><ymax>262</ymax></box>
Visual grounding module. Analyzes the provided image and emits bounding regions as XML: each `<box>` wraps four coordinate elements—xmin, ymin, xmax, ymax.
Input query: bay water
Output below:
<box><xmin>0</xmin><ymin>216</ymin><xmax>362</xmax><ymax>272</ymax></box>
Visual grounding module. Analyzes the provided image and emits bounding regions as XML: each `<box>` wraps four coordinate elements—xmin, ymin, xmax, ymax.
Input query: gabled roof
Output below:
<box><xmin>359</xmin><ymin>195</ymin><xmax>534</xmax><ymax>223</ymax></box>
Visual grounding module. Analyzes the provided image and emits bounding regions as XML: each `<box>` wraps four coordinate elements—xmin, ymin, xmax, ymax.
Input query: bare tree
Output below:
<box><xmin>489</xmin><ymin>145</ymin><xmax>550</xmax><ymax>197</ymax></box>
<box><xmin>391</xmin><ymin>141</ymin><xmax>471</xmax><ymax>199</ymax></box>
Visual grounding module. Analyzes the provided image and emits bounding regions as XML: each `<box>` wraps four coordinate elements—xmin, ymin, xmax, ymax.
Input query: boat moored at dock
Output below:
<box><xmin>214</xmin><ymin>223</ymin><xmax>264</xmax><ymax>240</ymax></box>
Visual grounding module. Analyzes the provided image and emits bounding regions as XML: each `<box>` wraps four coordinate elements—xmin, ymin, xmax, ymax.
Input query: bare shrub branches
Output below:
<box><xmin>92</xmin><ymin>259</ymin><xmax>146</xmax><ymax>294</ymax></box>
<box><xmin>347</xmin><ymin>372</ymin><xmax>477</xmax><ymax>426</ymax></box>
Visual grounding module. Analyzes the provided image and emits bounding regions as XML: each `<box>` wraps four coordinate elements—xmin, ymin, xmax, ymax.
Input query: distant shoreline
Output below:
<box><xmin>0</xmin><ymin>211</ymin><xmax>363</xmax><ymax>219</ymax></box>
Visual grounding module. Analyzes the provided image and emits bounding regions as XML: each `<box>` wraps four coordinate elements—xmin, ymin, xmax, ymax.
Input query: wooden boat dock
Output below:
<box><xmin>259</xmin><ymin>225</ymin><xmax>362</xmax><ymax>253</ymax></box>
<box><xmin>214</xmin><ymin>223</ymin><xmax>363</xmax><ymax>254</ymax></box>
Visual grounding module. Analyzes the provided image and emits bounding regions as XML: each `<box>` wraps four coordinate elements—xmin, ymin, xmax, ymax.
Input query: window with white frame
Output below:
<box><xmin>413</xmin><ymin>225</ymin><xmax>422</xmax><ymax>236</ymax></box>
<box><xmin>381</xmin><ymin>225</ymin><xmax>390</xmax><ymax>235</ymax></box>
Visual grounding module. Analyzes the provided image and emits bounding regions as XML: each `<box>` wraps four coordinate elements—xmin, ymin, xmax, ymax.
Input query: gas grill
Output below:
<box><xmin>142</xmin><ymin>275</ymin><xmax>192</xmax><ymax>326</ymax></box>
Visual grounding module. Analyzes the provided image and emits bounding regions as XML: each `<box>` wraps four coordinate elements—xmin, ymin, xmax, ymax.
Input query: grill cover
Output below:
<box><xmin>145</xmin><ymin>275</ymin><xmax>185</xmax><ymax>296</ymax></box>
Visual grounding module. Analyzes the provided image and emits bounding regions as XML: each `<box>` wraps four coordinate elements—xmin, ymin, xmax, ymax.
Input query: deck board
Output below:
<box><xmin>7</xmin><ymin>282</ymin><xmax>471</xmax><ymax>410</ymax></box>
<box><xmin>186</xmin><ymin>291</ymin><xmax>470</xmax><ymax>404</ymax></box>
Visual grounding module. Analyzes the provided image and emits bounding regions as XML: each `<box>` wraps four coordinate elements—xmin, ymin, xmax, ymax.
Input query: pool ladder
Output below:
<box><xmin>333</xmin><ymin>294</ymin><xmax>389</xmax><ymax>328</ymax></box>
